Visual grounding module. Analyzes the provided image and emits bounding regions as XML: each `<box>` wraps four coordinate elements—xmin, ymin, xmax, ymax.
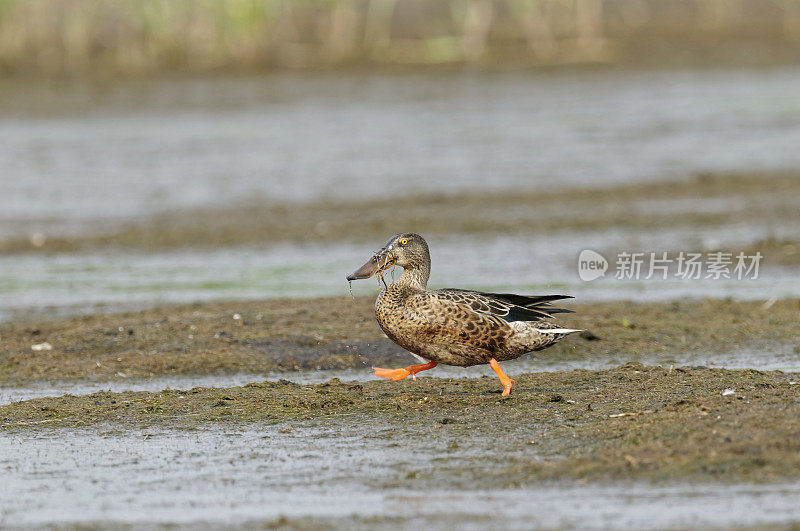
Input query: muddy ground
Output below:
<box><xmin>1</xmin><ymin>297</ymin><xmax>798</xmax><ymax>383</ymax></box>
<box><xmin>1</xmin><ymin>296</ymin><xmax>799</xmax><ymax>485</ymax></box>
<box><xmin>2</xmin><ymin>364</ymin><xmax>799</xmax><ymax>485</ymax></box>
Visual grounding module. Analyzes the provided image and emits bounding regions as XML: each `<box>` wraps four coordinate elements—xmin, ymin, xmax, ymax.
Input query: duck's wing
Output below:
<box><xmin>405</xmin><ymin>291</ymin><xmax>514</xmax><ymax>355</ymax></box>
<box><xmin>431</xmin><ymin>288</ymin><xmax>573</xmax><ymax>322</ymax></box>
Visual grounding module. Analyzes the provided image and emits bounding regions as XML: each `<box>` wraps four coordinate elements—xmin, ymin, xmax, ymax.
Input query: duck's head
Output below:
<box><xmin>346</xmin><ymin>233</ymin><xmax>430</xmax><ymax>281</ymax></box>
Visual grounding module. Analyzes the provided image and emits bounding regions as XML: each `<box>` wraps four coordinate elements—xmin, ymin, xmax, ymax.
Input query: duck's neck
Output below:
<box><xmin>395</xmin><ymin>262</ymin><xmax>430</xmax><ymax>292</ymax></box>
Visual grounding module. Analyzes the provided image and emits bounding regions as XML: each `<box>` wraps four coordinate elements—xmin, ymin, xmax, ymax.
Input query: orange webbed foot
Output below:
<box><xmin>490</xmin><ymin>358</ymin><xmax>515</xmax><ymax>396</ymax></box>
<box><xmin>373</xmin><ymin>361</ymin><xmax>438</xmax><ymax>382</ymax></box>
<box><xmin>373</xmin><ymin>367</ymin><xmax>413</xmax><ymax>381</ymax></box>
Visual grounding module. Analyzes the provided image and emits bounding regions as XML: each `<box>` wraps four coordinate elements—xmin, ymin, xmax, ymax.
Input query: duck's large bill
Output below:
<box><xmin>346</xmin><ymin>253</ymin><xmax>396</xmax><ymax>281</ymax></box>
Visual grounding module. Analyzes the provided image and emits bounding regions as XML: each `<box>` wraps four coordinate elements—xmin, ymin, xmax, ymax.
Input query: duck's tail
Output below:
<box><xmin>508</xmin><ymin>321</ymin><xmax>581</xmax><ymax>352</ymax></box>
<box><xmin>534</xmin><ymin>327</ymin><xmax>582</xmax><ymax>334</ymax></box>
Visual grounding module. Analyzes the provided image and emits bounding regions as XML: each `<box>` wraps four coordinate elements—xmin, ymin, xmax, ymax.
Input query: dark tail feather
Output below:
<box><xmin>479</xmin><ymin>293</ymin><xmax>573</xmax><ymax>309</ymax></box>
<box><xmin>543</xmin><ymin>307</ymin><xmax>574</xmax><ymax>314</ymax></box>
<box><xmin>479</xmin><ymin>293</ymin><xmax>572</xmax><ymax>307</ymax></box>
<box><xmin>476</xmin><ymin>293</ymin><xmax>574</xmax><ymax>321</ymax></box>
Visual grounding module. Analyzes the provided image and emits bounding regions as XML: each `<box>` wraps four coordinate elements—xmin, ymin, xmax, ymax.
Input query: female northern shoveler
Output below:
<box><xmin>346</xmin><ymin>233</ymin><xmax>579</xmax><ymax>396</ymax></box>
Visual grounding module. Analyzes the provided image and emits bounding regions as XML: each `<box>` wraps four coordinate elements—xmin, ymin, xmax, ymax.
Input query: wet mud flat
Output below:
<box><xmin>5</xmin><ymin>416</ymin><xmax>800</xmax><ymax>529</ymax></box>
<box><xmin>1</xmin><ymin>296</ymin><xmax>799</xmax><ymax>384</ymax></box>
<box><xmin>2</xmin><ymin>363</ymin><xmax>800</xmax><ymax>530</ymax></box>
<box><xmin>2</xmin><ymin>363</ymin><xmax>800</xmax><ymax>485</ymax></box>
<box><xmin>1</xmin><ymin>297</ymin><xmax>800</xmax><ymax>527</ymax></box>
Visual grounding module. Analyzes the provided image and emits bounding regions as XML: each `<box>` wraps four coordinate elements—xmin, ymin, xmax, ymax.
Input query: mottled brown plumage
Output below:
<box><xmin>347</xmin><ymin>233</ymin><xmax>579</xmax><ymax>395</ymax></box>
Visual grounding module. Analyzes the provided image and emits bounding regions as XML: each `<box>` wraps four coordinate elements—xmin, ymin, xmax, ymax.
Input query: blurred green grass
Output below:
<box><xmin>2</xmin><ymin>0</ymin><xmax>800</xmax><ymax>77</ymax></box>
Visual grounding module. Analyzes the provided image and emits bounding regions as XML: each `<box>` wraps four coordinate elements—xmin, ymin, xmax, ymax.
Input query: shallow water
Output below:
<box><xmin>5</xmin><ymin>68</ymin><xmax>800</xmax><ymax>530</ymax></box>
<box><xmin>3</xmin><ymin>68</ymin><xmax>800</xmax><ymax>319</ymax></box>
<box><xmin>2</xmin><ymin>68</ymin><xmax>800</xmax><ymax>238</ymax></box>
<box><xmin>2</xmin><ymin>422</ymin><xmax>800</xmax><ymax>529</ymax></box>
<box><xmin>1</xmin><ymin>231</ymin><xmax>798</xmax><ymax>322</ymax></box>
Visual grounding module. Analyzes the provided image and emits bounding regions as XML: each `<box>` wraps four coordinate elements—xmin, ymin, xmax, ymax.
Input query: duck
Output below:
<box><xmin>346</xmin><ymin>233</ymin><xmax>579</xmax><ymax>396</ymax></box>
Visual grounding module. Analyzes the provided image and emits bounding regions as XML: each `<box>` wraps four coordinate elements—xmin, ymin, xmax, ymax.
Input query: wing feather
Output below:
<box><xmin>431</xmin><ymin>288</ymin><xmax>573</xmax><ymax>322</ymax></box>
<box><xmin>405</xmin><ymin>291</ymin><xmax>510</xmax><ymax>354</ymax></box>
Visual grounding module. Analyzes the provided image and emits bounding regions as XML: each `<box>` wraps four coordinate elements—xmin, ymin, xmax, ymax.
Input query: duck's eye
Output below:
<box><xmin>400</xmin><ymin>238</ymin><xmax>408</xmax><ymax>246</ymax></box>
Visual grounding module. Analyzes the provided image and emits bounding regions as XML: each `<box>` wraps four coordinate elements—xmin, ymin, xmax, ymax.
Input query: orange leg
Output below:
<box><xmin>373</xmin><ymin>361</ymin><xmax>438</xmax><ymax>382</ymax></box>
<box><xmin>489</xmin><ymin>358</ymin><xmax>515</xmax><ymax>396</ymax></box>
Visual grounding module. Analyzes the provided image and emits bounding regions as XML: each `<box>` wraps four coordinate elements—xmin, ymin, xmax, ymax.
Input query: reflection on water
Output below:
<box><xmin>2</xmin><ymin>68</ymin><xmax>800</xmax><ymax>237</ymax></box>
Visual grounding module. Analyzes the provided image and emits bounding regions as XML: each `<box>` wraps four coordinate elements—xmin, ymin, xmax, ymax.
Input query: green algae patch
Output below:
<box><xmin>2</xmin><ymin>364</ymin><xmax>798</xmax><ymax>484</ymax></box>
